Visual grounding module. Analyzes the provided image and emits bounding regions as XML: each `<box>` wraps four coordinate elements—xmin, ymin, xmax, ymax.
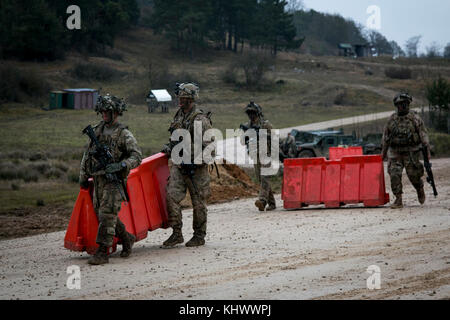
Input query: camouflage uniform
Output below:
<box><xmin>280</xmin><ymin>134</ymin><xmax>297</xmax><ymax>160</ymax></box>
<box><xmin>241</xmin><ymin>102</ymin><xmax>276</xmax><ymax>211</ymax></box>
<box><xmin>162</xmin><ymin>83</ymin><xmax>213</xmax><ymax>247</ymax></box>
<box><xmin>79</xmin><ymin>94</ymin><xmax>142</xmax><ymax>264</ymax></box>
<box><xmin>381</xmin><ymin>93</ymin><xmax>430</xmax><ymax>208</ymax></box>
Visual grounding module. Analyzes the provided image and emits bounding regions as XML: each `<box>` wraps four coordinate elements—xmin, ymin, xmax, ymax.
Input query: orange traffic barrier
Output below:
<box><xmin>282</xmin><ymin>154</ymin><xmax>389</xmax><ymax>210</ymax></box>
<box><xmin>328</xmin><ymin>146</ymin><xmax>363</xmax><ymax>161</ymax></box>
<box><xmin>64</xmin><ymin>153</ymin><xmax>170</xmax><ymax>254</ymax></box>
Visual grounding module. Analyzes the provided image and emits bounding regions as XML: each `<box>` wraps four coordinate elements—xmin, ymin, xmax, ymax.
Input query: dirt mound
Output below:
<box><xmin>0</xmin><ymin>204</ymin><xmax>72</xmax><ymax>240</ymax></box>
<box><xmin>181</xmin><ymin>162</ymin><xmax>258</xmax><ymax>207</ymax></box>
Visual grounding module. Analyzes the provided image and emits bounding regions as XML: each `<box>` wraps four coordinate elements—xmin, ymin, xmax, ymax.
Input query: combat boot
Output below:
<box><xmin>417</xmin><ymin>187</ymin><xmax>426</xmax><ymax>205</ymax></box>
<box><xmin>390</xmin><ymin>195</ymin><xmax>403</xmax><ymax>209</ymax></box>
<box><xmin>185</xmin><ymin>235</ymin><xmax>205</xmax><ymax>247</ymax></box>
<box><xmin>163</xmin><ymin>231</ymin><xmax>184</xmax><ymax>248</ymax></box>
<box><xmin>120</xmin><ymin>232</ymin><xmax>136</xmax><ymax>258</ymax></box>
<box><xmin>88</xmin><ymin>245</ymin><xmax>109</xmax><ymax>265</ymax></box>
<box><xmin>266</xmin><ymin>204</ymin><xmax>276</xmax><ymax>211</ymax></box>
<box><xmin>255</xmin><ymin>200</ymin><xmax>266</xmax><ymax>212</ymax></box>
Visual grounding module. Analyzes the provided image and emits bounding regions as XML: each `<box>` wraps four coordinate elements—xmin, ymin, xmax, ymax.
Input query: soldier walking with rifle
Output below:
<box><xmin>79</xmin><ymin>94</ymin><xmax>142</xmax><ymax>265</ymax></box>
<box><xmin>381</xmin><ymin>93</ymin><xmax>437</xmax><ymax>209</ymax></box>
<box><xmin>240</xmin><ymin>101</ymin><xmax>276</xmax><ymax>212</ymax></box>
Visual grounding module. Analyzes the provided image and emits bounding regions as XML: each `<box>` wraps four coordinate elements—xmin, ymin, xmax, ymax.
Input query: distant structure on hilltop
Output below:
<box><xmin>338</xmin><ymin>43</ymin><xmax>373</xmax><ymax>58</ymax></box>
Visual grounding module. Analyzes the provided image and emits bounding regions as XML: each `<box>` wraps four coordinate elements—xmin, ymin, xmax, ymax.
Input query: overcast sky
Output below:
<box><xmin>301</xmin><ymin>0</ymin><xmax>450</xmax><ymax>54</ymax></box>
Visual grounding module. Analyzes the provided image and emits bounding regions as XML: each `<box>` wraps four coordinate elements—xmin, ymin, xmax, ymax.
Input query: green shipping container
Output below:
<box><xmin>49</xmin><ymin>91</ymin><xmax>65</xmax><ymax>109</ymax></box>
<box><xmin>66</xmin><ymin>93</ymin><xmax>75</xmax><ymax>109</ymax></box>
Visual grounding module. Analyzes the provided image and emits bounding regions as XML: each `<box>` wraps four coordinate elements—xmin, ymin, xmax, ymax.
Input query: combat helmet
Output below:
<box><xmin>95</xmin><ymin>94</ymin><xmax>127</xmax><ymax>116</ymax></box>
<box><xmin>175</xmin><ymin>82</ymin><xmax>199</xmax><ymax>99</ymax></box>
<box><xmin>393</xmin><ymin>93</ymin><xmax>413</xmax><ymax>106</ymax></box>
<box><xmin>245</xmin><ymin>101</ymin><xmax>263</xmax><ymax>117</ymax></box>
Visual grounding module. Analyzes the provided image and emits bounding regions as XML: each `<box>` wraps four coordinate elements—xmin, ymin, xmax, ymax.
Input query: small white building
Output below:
<box><xmin>146</xmin><ymin>89</ymin><xmax>173</xmax><ymax>113</ymax></box>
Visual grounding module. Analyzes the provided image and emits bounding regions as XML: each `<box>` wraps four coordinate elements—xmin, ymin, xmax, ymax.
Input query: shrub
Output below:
<box><xmin>426</xmin><ymin>76</ymin><xmax>450</xmax><ymax>110</ymax></box>
<box><xmin>23</xmin><ymin>170</ymin><xmax>39</xmax><ymax>183</ymax></box>
<box><xmin>0</xmin><ymin>64</ymin><xmax>50</xmax><ymax>103</ymax></box>
<box><xmin>54</xmin><ymin>162</ymin><xmax>69</xmax><ymax>173</ymax></box>
<box><xmin>67</xmin><ymin>170</ymin><xmax>80</xmax><ymax>184</ymax></box>
<box><xmin>69</xmin><ymin>62</ymin><xmax>126</xmax><ymax>81</ymax></box>
<box><xmin>36</xmin><ymin>199</ymin><xmax>45</xmax><ymax>207</ymax></box>
<box><xmin>31</xmin><ymin>162</ymin><xmax>51</xmax><ymax>175</ymax></box>
<box><xmin>11</xmin><ymin>183</ymin><xmax>20</xmax><ymax>191</ymax></box>
<box><xmin>29</xmin><ymin>152</ymin><xmax>48</xmax><ymax>162</ymax></box>
<box><xmin>221</xmin><ymin>65</ymin><xmax>238</xmax><ymax>85</ymax></box>
<box><xmin>0</xmin><ymin>163</ymin><xmax>24</xmax><ymax>180</ymax></box>
<box><xmin>238</xmin><ymin>52</ymin><xmax>274</xmax><ymax>89</ymax></box>
<box><xmin>430</xmin><ymin>133</ymin><xmax>450</xmax><ymax>157</ymax></box>
<box><xmin>45</xmin><ymin>168</ymin><xmax>63</xmax><ymax>179</ymax></box>
<box><xmin>146</xmin><ymin>58</ymin><xmax>174</xmax><ymax>89</ymax></box>
<box><xmin>385</xmin><ymin>67</ymin><xmax>412</xmax><ymax>79</ymax></box>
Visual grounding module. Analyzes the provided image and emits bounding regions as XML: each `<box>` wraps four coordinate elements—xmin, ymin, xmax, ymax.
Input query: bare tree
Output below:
<box><xmin>405</xmin><ymin>35</ymin><xmax>422</xmax><ymax>58</ymax></box>
<box><xmin>285</xmin><ymin>0</ymin><xmax>304</xmax><ymax>13</ymax></box>
<box><xmin>426</xmin><ymin>41</ymin><xmax>442</xmax><ymax>58</ymax></box>
<box><xmin>443</xmin><ymin>43</ymin><xmax>450</xmax><ymax>58</ymax></box>
<box><xmin>390</xmin><ymin>40</ymin><xmax>405</xmax><ymax>58</ymax></box>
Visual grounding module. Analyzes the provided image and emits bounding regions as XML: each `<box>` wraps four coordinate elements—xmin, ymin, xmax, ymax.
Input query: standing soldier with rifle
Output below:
<box><xmin>161</xmin><ymin>83</ymin><xmax>213</xmax><ymax>248</ymax></box>
<box><xmin>381</xmin><ymin>93</ymin><xmax>436</xmax><ymax>209</ymax></box>
<box><xmin>79</xmin><ymin>94</ymin><xmax>142</xmax><ymax>265</ymax></box>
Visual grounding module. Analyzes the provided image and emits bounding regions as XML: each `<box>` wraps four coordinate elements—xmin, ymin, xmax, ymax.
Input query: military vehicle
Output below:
<box><xmin>288</xmin><ymin>129</ymin><xmax>383</xmax><ymax>159</ymax></box>
<box><xmin>289</xmin><ymin>129</ymin><xmax>357</xmax><ymax>158</ymax></box>
<box><xmin>358</xmin><ymin>133</ymin><xmax>382</xmax><ymax>155</ymax></box>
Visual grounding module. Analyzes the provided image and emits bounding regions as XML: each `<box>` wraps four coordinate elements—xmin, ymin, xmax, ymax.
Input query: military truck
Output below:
<box><xmin>288</xmin><ymin>129</ymin><xmax>358</xmax><ymax>159</ymax></box>
<box><xmin>358</xmin><ymin>133</ymin><xmax>382</xmax><ymax>155</ymax></box>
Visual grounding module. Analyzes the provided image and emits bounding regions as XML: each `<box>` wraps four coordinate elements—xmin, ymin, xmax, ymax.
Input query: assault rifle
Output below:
<box><xmin>422</xmin><ymin>146</ymin><xmax>438</xmax><ymax>197</ymax></box>
<box><xmin>82</xmin><ymin>125</ymin><xmax>129</xmax><ymax>201</ymax></box>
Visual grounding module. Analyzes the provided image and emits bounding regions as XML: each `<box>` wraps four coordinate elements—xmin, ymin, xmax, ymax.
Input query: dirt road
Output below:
<box><xmin>1</xmin><ymin>158</ymin><xmax>449</xmax><ymax>300</ymax></box>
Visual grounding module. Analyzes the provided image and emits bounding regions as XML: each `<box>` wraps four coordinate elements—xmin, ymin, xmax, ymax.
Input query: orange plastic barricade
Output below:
<box><xmin>282</xmin><ymin>155</ymin><xmax>389</xmax><ymax>210</ymax></box>
<box><xmin>328</xmin><ymin>147</ymin><xmax>363</xmax><ymax>161</ymax></box>
<box><xmin>64</xmin><ymin>153</ymin><xmax>170</xmax><ymax>254</ymax></box>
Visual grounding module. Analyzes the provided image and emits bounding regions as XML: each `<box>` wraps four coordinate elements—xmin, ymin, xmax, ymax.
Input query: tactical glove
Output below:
<box><xmin>105</xmin><ymin>162</ymin><xmax>127</xmax><ymax>174</ymax></box>
<box><xmin>80</xmin><ymin>178</ymin><xmax>90</xmax><ymax>189</ymax></box>
<box><xmin>161</xmin><ymin>144</ymin><xmax>172</xmax><ymax>155</ymax></box>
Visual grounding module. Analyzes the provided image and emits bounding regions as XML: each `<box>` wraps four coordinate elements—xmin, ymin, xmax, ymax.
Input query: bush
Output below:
<box><xmin>69</xmin><ymin>62</ymin><xmax>127</xmax><ymax>81</ymax></box>
<box><xmin>54</xmin><ymin>162</ymin><xmax>69</xmax><ymax>173</ymax></box>
<box><xmin>45</xmin><ymin>168</ymin><xmax>63</xmax><ymax>179</ymax></box>
<box><xmin>385</xmin><ymin>67</ymin><xmax>412</xmax><ymax>79</ymax></box>
<box><xmin>11</xmin><ymin>183</ymin><xmax>20</xmax><ymax>191</ymax></box>
<box><xmin>23</xmin><ymin>170</ymin><xmax>39</xmax><ymax>183</ymax></box>
<box><xmin>221</xmin><ymin>65</ymin><xmax>238</xmax><ymax>85</ymax></box>
<box><xmin>29</xmin><ymin>152</ymin><xmax>48</xmax><ymax>162</ymax></box>
<box><xmin>146</xmin><ymin>58</ymin><xmax>173</xmax><ymax>89</ymax></box>
<box><xmin>0</xmin><ymin>64</ymin><xmax>50</xmax><ymax>103</ymax></box>
<box><xmin>426</xmin><ymin>76</ymin><xmax>450</xmax><ymax>110</ymax></box>
<box><xmin>238</xmin><ymin>52</ymin><xmax>274</xmax><ymax>89</ymax></box>
<box><xmin>430</xmin><ymin>133</ymin><xmax>450</xmax><ymax>157</ymax></box>
<box><xmin>31</xmin><ymin>162</ymin><xmax>51</xmax><ymax>175</ymax></box>
<box><xmin>67</xmin><ymin>170</ymin><xmax>80</xmax><ymax>184</ymax></box>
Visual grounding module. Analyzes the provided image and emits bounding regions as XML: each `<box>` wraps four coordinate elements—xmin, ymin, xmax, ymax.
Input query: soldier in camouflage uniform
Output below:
<box><xmin>240</xmin><ymin>102</ymin><xmax>276</xmax><ymax>212</ymax></box>
<box><xmin>279</xmin><ymin>132</ymin><xmax>297</xmax><ymax>161</ymax></box>
<box><xmin>161</xmin><ymin>83</ymin><xmax>213</xmax><ymax>248</ymax></box>
<box><xmin>381</xmin><ymin>93</ymin><xmax>431</xmax><ymax>209</ymax></box>
<box><xmin>79</xmin><ymin>94</ymin><xmax>142</xmax><ymax>265</ymax></box>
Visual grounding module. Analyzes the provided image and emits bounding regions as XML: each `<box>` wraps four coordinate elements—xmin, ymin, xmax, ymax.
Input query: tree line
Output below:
<box><xmin>1</xmin><ymin>0</ymin><xmax>448</xmax><ymax>61</ymax></box>
<box><xmin>0</xmin><ymin>0</ymin><xmax>140</xmax><ymax>60</ymax></box>
<box><xmin>150</xmin><ymin>0</ymin><xmax>301</xmax><ymax>58</ymax></box>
